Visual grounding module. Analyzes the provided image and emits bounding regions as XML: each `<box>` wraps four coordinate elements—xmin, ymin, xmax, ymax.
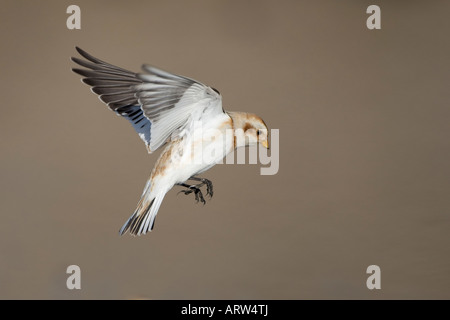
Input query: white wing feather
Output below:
<box><xmin>135</xmin><ymin>65</ymin><xmax>223</xmax><ymax>152</ymax></box>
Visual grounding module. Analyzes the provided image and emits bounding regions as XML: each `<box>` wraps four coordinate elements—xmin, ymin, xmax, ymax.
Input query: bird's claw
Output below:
<box><xmin>190</xmin><ymin>177</ymin><xmax>213</xmax><ymax>198</ymax></box>
<box><xmin>177</xmin><ymin>177</ymin><xmax>213</xmax><ymax>205</ymax></box>
<box><xmin>203</xmin><ymin>179</ymin><xmax>213</xmax><ymax>198</ymax></box>
<box><xmin>194</xmin><ymin>188</ymin><xmax>206</xmax><ymax>205</ymax></box>
<box><xmin>177</xmin><ymin>184</ymin><xmax>206</xmax><ymax>205</ymax></box>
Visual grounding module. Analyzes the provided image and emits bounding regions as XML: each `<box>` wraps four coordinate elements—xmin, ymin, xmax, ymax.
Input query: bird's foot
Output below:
<box><xmin>177</xmin><ymin>183</ymin><xmax>206</xmax><ymax>205</ymax></box>
<box><xmin>202</xmin><ymin>179</ymin><xmax>214</xmax><ymax>198</ymax></box>
<box><xmin>188</xmin><ymin>177</ymin><xmax>214</xmax><ymax>198</ymax></box>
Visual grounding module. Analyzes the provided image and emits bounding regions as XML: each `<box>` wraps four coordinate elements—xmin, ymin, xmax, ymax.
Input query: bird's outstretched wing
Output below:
<box><xmin>71</xmin><ymin>47</ymin><xmax>223</xmax><ymax>152</ymax></box>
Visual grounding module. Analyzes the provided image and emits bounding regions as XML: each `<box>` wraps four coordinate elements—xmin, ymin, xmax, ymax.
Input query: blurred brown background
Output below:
<box><xmin>0</xmin><ymin>0</ymin><xmax>449</xmax><ymax>299</ymax></box>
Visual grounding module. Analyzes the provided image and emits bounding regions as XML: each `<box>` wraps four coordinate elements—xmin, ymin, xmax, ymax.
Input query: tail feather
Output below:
<box><xmin>140</xmin><ymin>194</ymin><xmax>165</xmax><ymax>234</ymax></box>
<box><xmin>119</xmin><ymin>180</ymin><xmax>167</xmax><ymax>236</ymax></box>
<box><xmin>128</xmin><ymin>199</ymin><xmax>154</xmax><ymax>234</ymax></box>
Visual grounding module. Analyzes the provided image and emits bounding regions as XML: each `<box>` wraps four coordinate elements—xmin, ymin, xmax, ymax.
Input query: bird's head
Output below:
<box><xmin>228</xmin><ymin>112</ymin><xmax>269</xmax><ymax>149</ymax></box>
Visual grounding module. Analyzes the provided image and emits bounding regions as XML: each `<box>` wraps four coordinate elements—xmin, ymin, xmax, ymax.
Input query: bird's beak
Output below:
<box><xmin>261</xmin><ymin>140</ymin><xmax>269</xmax><ymax>149</ymax></box>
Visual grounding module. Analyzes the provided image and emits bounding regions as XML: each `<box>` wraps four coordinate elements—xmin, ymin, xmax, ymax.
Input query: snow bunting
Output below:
<box><xmin>71</xmin><ymin>47</ymin><xmax>269</xmax><ymax>236</ymax></box>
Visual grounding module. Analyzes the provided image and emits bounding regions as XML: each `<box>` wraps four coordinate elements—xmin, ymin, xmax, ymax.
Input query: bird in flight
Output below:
<box><xmin>71</xmin><ymin>47</ymin><xmax>269</xmax><ymax>236</ymax></box>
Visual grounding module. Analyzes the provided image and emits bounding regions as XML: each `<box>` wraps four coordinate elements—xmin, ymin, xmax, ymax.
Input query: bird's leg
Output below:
<box><xmin>176</xmin><ymin>183</ymin><xmax>206</xmax><ymax>205</ymax></box>
<box><xmin>188</xmin><ymin>177</ymin><xmax>214</xmax><ymax>198</ymax></box>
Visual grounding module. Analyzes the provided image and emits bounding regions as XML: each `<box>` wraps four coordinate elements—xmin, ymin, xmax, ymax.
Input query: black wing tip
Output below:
<box><xmin>75</xmin><ymin>46</ymin><xmax>87</xmax><ymax>57</ymax></box>
<box><xmin>74</xmin><ymin>46</ymin><xmax>90</xmax><ymax>61</ymax></box>
<box><xmin>73</xmin><ymin>46</ymin><xmax>103</xmax><ymax>65</ymax></box>
<box><xmin>71</xmin><ymin>56</ymin><xmax>83</xmax><ymax>64</ymax></box>
<box><xmin>70</xmin><ymin>56</ymin><xmax>84</xmax><ymax>71</ymax></box>
<box><xmin>72</xmin><ymin>67</ymin><xmax>86</xmax><ymax>75</ymax></box>
<box><xmin>80</xmin><ymin>77</ymin><xmax>90</xmax><ymax>84</ymax></box>
<box><xmin>71</xmin><ymin>47</ymin><xmax>93</xmax><ymax>71</ymax></box>
<box><xmin>71</xmin><ymin>67</ymin><xmax>85</xmax><ymax>76</ymax></box>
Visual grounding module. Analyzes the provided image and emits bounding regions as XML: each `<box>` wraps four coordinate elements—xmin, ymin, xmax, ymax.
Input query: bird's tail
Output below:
<box><xmin>119</xmin><ymin>179</ymin><xmax>166</xmax><ymax>236</ymax></box>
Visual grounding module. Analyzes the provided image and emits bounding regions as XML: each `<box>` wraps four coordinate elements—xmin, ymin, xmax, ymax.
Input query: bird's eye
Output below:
<box><xmin>256</xmin><ymin>129</ymin><xmax>262</xmax><ymax>136</ymax></box>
